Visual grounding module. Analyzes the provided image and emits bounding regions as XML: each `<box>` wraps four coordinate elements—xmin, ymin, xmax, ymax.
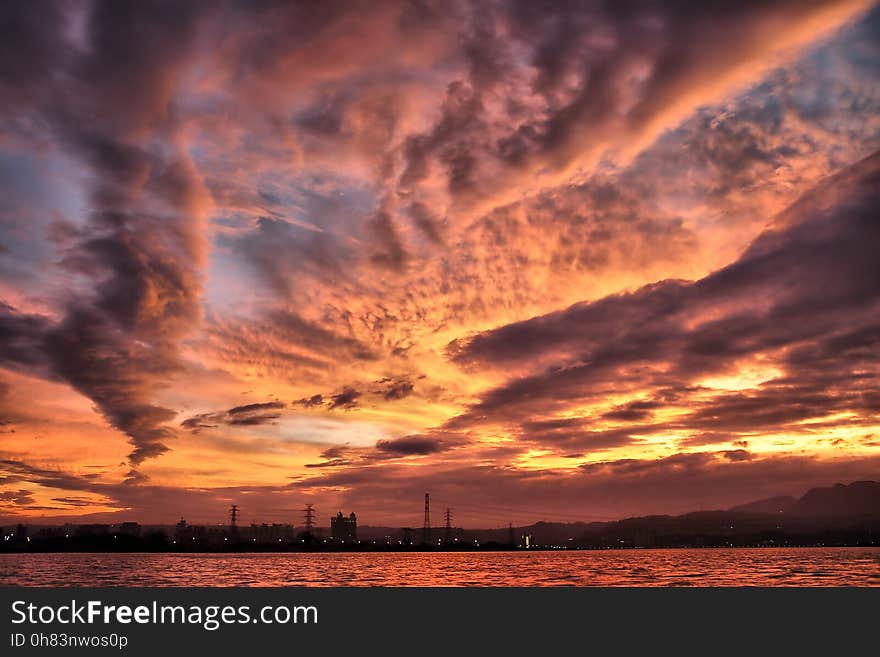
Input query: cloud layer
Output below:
<box><xmin>0</xmin><ymin>1</ymin><xmax>878</xmax><ymax>524</ymax></box>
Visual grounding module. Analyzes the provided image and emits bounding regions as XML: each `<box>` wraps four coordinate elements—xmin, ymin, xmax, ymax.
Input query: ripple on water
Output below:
<box><xmin>1</xmin><ymin>548</ymin><xmax>879</xmax><ymax>587</ymax></box>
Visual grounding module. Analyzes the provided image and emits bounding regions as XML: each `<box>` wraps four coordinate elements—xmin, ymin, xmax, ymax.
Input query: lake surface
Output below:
<box><xmin>2</xmin><ymin>548</ymin><xmax>879</xmax><ymax>586</ymax></box>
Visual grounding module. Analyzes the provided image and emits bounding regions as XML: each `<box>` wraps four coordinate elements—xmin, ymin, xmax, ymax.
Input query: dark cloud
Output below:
<box><xmin>389</xmin><ymin>0</ymin><xmax>865</xmax><ymax>211</ymax></box>
<box><xmin>304</xmin><ymin>427</ymin><xmax>460</xmax><ymax>469</ymax></box>
<box><xmin>368</xmin><ymin>209</ymin><xmax>409</xmax><ymax>272</ymax></box>
<box><xmin>0</xmin><ymin>489</ymin><xmax>35</xmax><ymax>506</ymax></box>
<box><xmin>0</xmin><ymin>1</ymin><xmax>210</xmax><ymax>468</ymax></box>
<box><xmin>446</xmin><ymin>150</ymin><xmax>880</xmax><ymax>449</ymax></box>
<box><xmin>319</xmin><ymin>445</ymin><xmax>349</xmax><ymax>461</ymax></box>
<box><xmin>602</xmin><ymin>399</ymin><xmax>661</xmax><ymax>422</ymax></box>
<box><xmin>228</xmin><ymin>413</ymin><xmax>283</xmax><ymax>427</ymax></box>
<box><xmin>206</xmin><ymin>309</ymin><xmax>379</xmax><ymax>382</ymax></box>
<box><xmin>0</xmin><ymin>460</ymin><xmax>101</xmax><ymax>495</ymax></box>
<box><xmin>262</xmin><ymin>310</ymin><xmax>379</xmax><ymax>363</ymax></box>
<box><xmin>0</xmin><ymin>1</ymin><xmax>70</xmax><ymax>129</ymax></box>
<box><xmin>294</xmin><ymin>376</ymin><xmax>417</xmax><ymax>413</ymax></box>
<box><xmin>375</xmin><ymin>435</ymin><xmax>445</xmax><ymax>456</ymax></box>
<box><xmin>227</xmin><ymin>401</ymin><xmax>286</xmax><ymax>416</ymax></box>
<box><xmin>51</xmin><ymin>496</ymin><xmax>96</xmax><ymax>508</ymax></box>
<box><xmin>295</xmin><ymin>394</ymin><xmax>324</xmax><ymax>408</ymax></box>
<box><xmin>406</xmin><ymin>202</ymin><xmax>446</xmax><ymax>247</ymax></box>
<box><xmin>304</xmin><ymin>445</ymin><xmax>353</xmax><ymax>469</ymax></box>
<box><xmin>0</xmin><ymin>303</ymin><xmax>51</xmax><ymax>372</ymax></box>
<box><xmin>181</xmin><ymin>401</ymin><xmax>285</xmax><ymax>432</ymax></box>
<box><xmin>328</xmin><ymin>388</ymin><xmax>361</xmax><ymax>411</ymax></box>
<box><xmin>517</xmin><ymin>418</ymin><xmax>637</xmax><ymax>451</ymax></box>
<box><xmin>375</xmin><ymin>377</ymin><xmax>415</xmax><ymax>401</ymax></box>
<box><xmin>200</xmin><ymin>0</ymin><xmax>855</xmax><ymax>285</ymax></box>
<box><xmin>723</xmin><ymin>450</ymin><xmax>754</xmax><ymax>462</ymax></box>
<box><xmin>398</xmin><ymin>79</ymin><xmax>486</xmax><ymax>194</ymax></box>
<box><xmin>179</xmin><ymin>416</ymin><xmax>219</xmax><ymax>432</ymax></box>
<box><xmin>590</xmin><ymin>452</ymin><xmax>717</xmax><ymax>476</ymax></box>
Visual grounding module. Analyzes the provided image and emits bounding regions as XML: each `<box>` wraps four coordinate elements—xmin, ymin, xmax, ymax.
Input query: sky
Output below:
<box><xmin>1</xmin><ymin>0</ymin><xmax>879</xmax><ymax>528</ymax></box>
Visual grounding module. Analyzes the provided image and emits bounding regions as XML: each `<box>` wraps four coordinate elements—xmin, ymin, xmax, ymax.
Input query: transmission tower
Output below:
<box><xmin>422</xmin><ymin>492</ymin><xmax>431</xmax><ymax>544</ymax></box>
<box><xmin>508</xmin><ymin>522</ymin><xmax>515</xmax><ymax>547</ymax></box>
<box><xmin>229</xmin><ymin>505</ymin><xmax>239</xmax><ymax>534</ymax></box>
<box><xmin>444</xmin><ymin>508</ymin><xmax>452</xmax><ymax>544</ymax></box>
<box><xmin>303</xmin><ymin>503</ymin><xmax>315</xmax><ymax>532</ymax></box>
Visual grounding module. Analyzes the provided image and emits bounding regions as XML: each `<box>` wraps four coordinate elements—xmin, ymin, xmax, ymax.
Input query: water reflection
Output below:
<box><xmin>1</xmin><ymin>548</ymin><xmax>878</xmax><ymax>587</ymax></box>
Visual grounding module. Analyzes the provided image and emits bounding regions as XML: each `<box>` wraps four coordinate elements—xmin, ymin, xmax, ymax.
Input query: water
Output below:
<box><xmin>1</xmin><ymin>548</ymin><xmax>878</xmax><ymax>586</ymax></box>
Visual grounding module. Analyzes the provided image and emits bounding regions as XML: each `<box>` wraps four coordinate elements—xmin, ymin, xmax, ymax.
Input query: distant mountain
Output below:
<box><xmin>729</xmin><ymin>481</ymin><xmax>880</xmax><ymax>519</ymax></box>
<box><xmin>787</xmin><ymin>481</ymin><xmax>880</xmax><ymax>519</ymax></box>
<box><xmin>567</xmin><ymin>481</ymin><xmax>880</xmax><ymax>548</ymax></box>
<box><xmin>729</xmin><ymin>496</ymin><xmax>796</xmax><ymax>515</ymax></box>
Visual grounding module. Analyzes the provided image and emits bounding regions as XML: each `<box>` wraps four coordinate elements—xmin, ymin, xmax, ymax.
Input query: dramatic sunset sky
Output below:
<box><xmin>1</xmin><ymin>0</ymin><xmax>878</xmax><ymax>527</ymax></box>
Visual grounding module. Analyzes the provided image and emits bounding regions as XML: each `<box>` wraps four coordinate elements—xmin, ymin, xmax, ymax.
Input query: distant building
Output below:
<box><xmin>117</xmin><ymin>522</ymin><xmax>142</xmax><ymax>537</ymax></box>
<box><xmin>174</xmin><ymin>518</ymin><xmax>199</xmax><ymax>544</ymax></box>
<box><xmin>174</xmin><ymin>518</ymin><xmax>189</xmax><ymax>539</ymax></box>
<box><xmin>330</xmin><ymin>511</ymin><xmax>357</xmax><ymax>542</ymax></box>
<box><xmin>245</xmin><ymin>523</ymin><xmax>296</xmax><ymax>544</ymax></box>
<box><xmin>34</xmin><ymin>526</ymin><xmax>66</xmax><ymax>539</ymax></box>
<box><xmin>173</xmin><ymin>519</ymin><xmax>229</xmax><ymax>546</ymax></box>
